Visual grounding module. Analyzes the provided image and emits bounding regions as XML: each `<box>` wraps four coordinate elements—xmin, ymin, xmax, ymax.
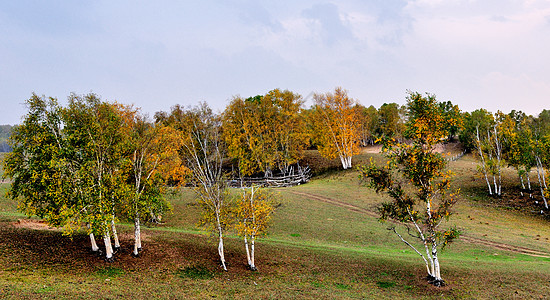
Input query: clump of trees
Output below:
<box><xmin>3</xmin><ymin>94</ymin><xmax>179</xmax><ymax>261</ymax></box>
<box><xmin>360</xmin><ymin>92</ymin><xmax>460</xmax><ymax>286</ymax></box>
<box><xmin>310</xmin><ymin>87</ymin><xmax>361</xmax><ymax>169</ymax></box>
<box><xmin>222</xmin><ymin>89</ymin><xmax>309</xmax><ymax>178</ymax></box>
<box><xmin>460</xmin><ymin>109</ymin><xmax>550</xmax><ymax>212</ymax></box>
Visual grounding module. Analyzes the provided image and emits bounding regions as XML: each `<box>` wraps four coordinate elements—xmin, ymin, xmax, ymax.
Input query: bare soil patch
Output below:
<box><xmin>12</xmin><ymin>218</ymin><xmax>60</xmax><ymax>231</ymax></box>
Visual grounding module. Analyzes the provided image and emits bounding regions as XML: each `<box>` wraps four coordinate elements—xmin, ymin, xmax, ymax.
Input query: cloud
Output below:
<box><xmin>302</xmin><ymin>3</ymin><xmax>354</xmax><ymax>45</ymax></box>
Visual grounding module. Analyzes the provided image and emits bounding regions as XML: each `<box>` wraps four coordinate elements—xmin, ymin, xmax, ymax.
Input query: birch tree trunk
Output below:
<box><xmin>87</xmin><ymin>224</ymin><xmax>99</xmax><ymax>252</ymax></box>
<box><xmin>519</xmin><ymin>173</ymin><xmax>525</xmax><ymax>197</ymax></box>
<box><xmin>111</xmin><ymin>217</ymin><xmax>120</xmax><ymax>250</ymax></box>
<box><xmin>104</xmin><ymin>232</ymin><xmax>114</xmax><ymax>261</ymax></box>
<box><xmin>244</xmin><ymin>234</ymin><xmax>252</xmax><ymax>268</ymax></box>
<box><xmin>527</xmin><ymin>169</ymin><xmax>533</xmax><ymax>198</ymax></box>
<box><xmin>250</xmin><ymin>234</ymin><xmax>256</xmax><ymax>271</ymax></box>
<box><xmin>218</xmin><ymin>227</ymin><xmax>227</xmax><ymax>271</ymax></box>
<box><xmin>476</xmin><ymin>127</ymin><xmax>493</xmax><ymax>195</ymax></box>
<box><xmin>535</xmin><ymin>156</ymin><xmax>549</xmax><ymax>209</ymax></box>
<box><xmin>133</xmin><ymin>216</ymin><xmax>142</xmax><ymax>256</ymax></box>
<box><xmin>431</xmin><ymin>245</ymin><xmax>443</xmax><ymax>286</ymax></box>
<box><xmin>493</xmin><ymin>126</ymin><xmax>502</xmax><ymax>196</ymax></box>
<box><xmin>89</xmin><ymin>233</ymin><xmax>99</xmax><ymax>252</ymax></box>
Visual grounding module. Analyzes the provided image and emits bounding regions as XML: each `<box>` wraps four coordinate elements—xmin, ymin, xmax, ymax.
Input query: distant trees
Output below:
<box><xmin>0</xmin><ymin>125</ymin><xmax>12</xmax><ymax>152</ymax></box>
<box><xmin>222</xmin><ymin>89</ymin><xmax>308</xmax><ymax>177</ymax></box>
<box><xmin>462</xmin><ymin>108</ymin><xmax>550</xmax><ymax>212</ymax></box>
<box><xmin>355</xmin><ymin>104</ymin><xmax>379</xmax><ymax>146</ymax></box>
<box><xmin>360</xmin><ymin>92</ymin><xmax>460</xmax><ymax>287</ymax></box>
<box><xmin>376</xmin><ymin>102</ymin><xmax>405</xmax><ymax>142</ymax></box>
<box><xmin>311</xmin><ymin>87</ymin><xmax>361</xmax><ymax>169</ymax></box>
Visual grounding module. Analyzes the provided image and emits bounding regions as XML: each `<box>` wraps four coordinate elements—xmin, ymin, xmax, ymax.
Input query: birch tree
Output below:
<box><xmin>118</xmin><ymin>111</ymin><xmax>183</xmax><ymax>257</ymax></box>
<box><xmin>312</xmin><ymin>87</ymin><xmax>360</xmax><ymax>169</ymax></box>
<box><xmin>164</xmin><ymin>103</ymin><xmax>233</xmax><ymax>270</ymax></box>
<box><xmin>234</xmin><ymin>186</ymin><xmax>276</xmax><ymax>271</ymax></box>
<box><xmin>63</xmin><ymin>94</ymin><xmax>129</xmax><ymax>261</ymax></box>
<box><xmin>530</xmin><ymin>114</ymin><xmax>550</xmax><ymax>210</ymax></box>
<box><xmin>360</xmin><ymin>92</ymin><xmax>460</xmax><ymax>287</ymax></box>
<box><xmin>4</xmin><ymin>94</ymin><xmax>125</xmax><ymax>260</ymax></box>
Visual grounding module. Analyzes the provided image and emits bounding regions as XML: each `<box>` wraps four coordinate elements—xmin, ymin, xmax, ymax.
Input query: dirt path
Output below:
<box><xmin>289</xmin><ymin>190</ymin><xmax>550</xmax><ymax>259</ymax></box>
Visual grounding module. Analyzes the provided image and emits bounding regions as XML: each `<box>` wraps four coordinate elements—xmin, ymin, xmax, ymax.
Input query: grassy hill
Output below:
<box><xmin>0</xmin><ymin>150</ymin><xmax>549</xmax><ymax>299</ymax></box>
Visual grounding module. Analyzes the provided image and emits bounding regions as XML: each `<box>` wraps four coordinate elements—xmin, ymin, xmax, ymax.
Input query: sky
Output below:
<box><xmin>1</xmin><ymin>0</ymin><xmax>550</xmax><ymax>124</ymax></box>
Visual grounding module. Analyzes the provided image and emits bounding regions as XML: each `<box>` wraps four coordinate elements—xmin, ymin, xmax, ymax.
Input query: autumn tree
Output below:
<box><xmin>62</xmin><ymin>94</ymin><xmax>129</xmax><ymax>261</ymax></box>
<box><xmin>530</xmin><ymin>111</ymin><xmax>550</xmax><ymax>210</ymax></box>
<box><xmin>360</xmin><ymin>91</ymin><xmax>460</xmax><ymax>287</ymax></box>
<box><xmin>312</xmin><ymin>87</ymin><xmax>361</xmax><ymax>169</ymax></box>
<box><xmin>223</xmin><ymin>89</ymin><xmax>308</xmax><ymax>177</ymax></box>
<box><xmin>234</xmin><ymin>186</ymin><xmax>276</xmax><ymax>271</ymax></box>
<box><xmin>119</xmin><ymin>110</ymin><xmax>183</xmax><ymax>257</ymax></box>
<box><xmin>160</xmin><ymin>103</ymin><xmax>233</xmax><ymax>270</ymax></box>
<box><xmin>4</xmin><ymin>93</ymin><xmax>129</xmax><ymax>261</ymax></box>
<box><xmin>3</xmin><ymin>95</ymin><xmax>82</xmax><ymax>237</ymax></box>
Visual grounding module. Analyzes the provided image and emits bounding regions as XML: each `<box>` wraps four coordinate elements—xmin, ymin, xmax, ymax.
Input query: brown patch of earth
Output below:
<box><xmin>12</xmin><ymin>219</ymin><xmax>60</xmax><ymax>231</ymax></box>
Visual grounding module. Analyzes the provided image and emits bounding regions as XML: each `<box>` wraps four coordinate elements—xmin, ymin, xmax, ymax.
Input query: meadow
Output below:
<box><xmin>0</xmin><ymin>150</ymin><xmax>549</xmax><ymax>299</ymax></box>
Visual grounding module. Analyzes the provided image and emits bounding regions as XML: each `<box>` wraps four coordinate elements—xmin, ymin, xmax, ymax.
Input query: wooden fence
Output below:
<box><xmin>228</xmin><ymin>166</ymin><xmax>311</xmax><ymax>188</ymax></box>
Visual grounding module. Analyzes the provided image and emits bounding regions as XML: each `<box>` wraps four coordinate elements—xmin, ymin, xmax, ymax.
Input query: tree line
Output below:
<box><xmin>2</xmin><ymin>88</ymin><xmax>549</xmax><ymax>285</ymax></box>
<box><xmin>0</xmin><ymin>125</ymin><xmax>13</xmax><ymax>152</ymax></box>
<box><xmin>460</xmin><ymin>109</ymin><xmax>550</xmax><ymax>210</ymax></box>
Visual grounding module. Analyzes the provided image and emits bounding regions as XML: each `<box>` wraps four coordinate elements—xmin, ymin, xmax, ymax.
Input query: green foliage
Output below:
<box><xmin>376</xmin><ymin>102</ymin><xmax>405</xmax><ymax>141</ymax></box>
<box><xmin>459</xmin><ymin>109</ymin><xmax>494</xmax><ymax>151</ymax></box>
<box><xmin>3</xmin><ymin>93</ymin><xmax>174</xmax><ymax>240</ymax></box>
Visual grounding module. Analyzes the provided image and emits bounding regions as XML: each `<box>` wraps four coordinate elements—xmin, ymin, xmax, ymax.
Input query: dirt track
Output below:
<box><xmin>289</xmin><ymin>190</ymin><xmax>550</xmax><ymax>259</ymax></box>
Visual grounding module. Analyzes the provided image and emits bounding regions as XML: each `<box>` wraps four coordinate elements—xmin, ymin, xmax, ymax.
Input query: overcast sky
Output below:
<box><xmin>1</xmin><ymin>0</ymin><xmax>550</xmax><ymax>124</ymax></box>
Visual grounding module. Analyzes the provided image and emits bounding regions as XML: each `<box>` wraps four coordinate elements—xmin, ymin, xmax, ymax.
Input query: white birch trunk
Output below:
<box><xmin>218</xmin><ymin>230</ymin><xmax>227</xmax><ymax>271</ymax></box>
<box><xmin>432</xmin><ymin>246</ymin><xmax>442</xmax><ymax>283</ymax></box>
<box><xmin>133</xmin><ymin>216</ymin><xmax>141</xmax><ymax>256</ymax></box>
<box><xmin>87</xmin><ymin>224</ymin><xmax>99</xmax><ymax>252</ymax></box>
<box><xmin>535</xmin><ymin>159</ymin><xmax>549</xmax><ymax>209</ymax></box>
<box><xmin>250</xmin><ymin>234</ymin><xmax>256</xmax><ymax>271</ymax></box>
<box><xmin>493</xmin><ymin>126</ymin><xmax>502</xmax><ymax>196</ymax></box>
<box><xmin>104</xmin><ymin>233</ymin><xmax>114</xmax><ymax>261</ymax></box>
<box><xmin>244</xmin><ymin>235</ymin><xmax>252</xmax><ymax>267</ymax></box>
<box><xmin>527</xmin><ymin>170</ymin><xmax>533</xmax><ymax>198</ymax></box>
<box><xmin>111</xmin><ymin>218</ymin><xmax>120</xmax><ymax>250</ymax></box>
<box><xmin>519</xmin><ymin>173</ymin><xmax>525</xmax><ymax>197</ymax></box>
<box><xmin>89</xmin><ymin>233</ymin><xmax>99</xmax><ymax>252</ymax></box>
<box><xmin>476</xmin><ymin>127</ymin><xmax>493</xmax><ymax>195</ymax></box>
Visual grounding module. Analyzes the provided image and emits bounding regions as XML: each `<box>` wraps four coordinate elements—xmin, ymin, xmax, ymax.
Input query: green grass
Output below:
<box><xmin>175</xmin><ymin>266</ymin><xmax>214</xmax><ymax>280</ymax></box>
<box><xmin>0</xmin><ymin>149</ymin><xmax>549</xmax><ymax>299</ymax></box>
